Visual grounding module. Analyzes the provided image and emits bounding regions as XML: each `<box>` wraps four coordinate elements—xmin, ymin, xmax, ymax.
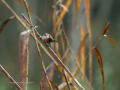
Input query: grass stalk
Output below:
<box><xmin>0</xmin><ymin>65</ymin><xmax>23</xmax><ymax>90</ymax></box>
<box><xmin>62</xmin><ymin>69</ymin><xmax>71</xmax><ymax>90</ymax></box>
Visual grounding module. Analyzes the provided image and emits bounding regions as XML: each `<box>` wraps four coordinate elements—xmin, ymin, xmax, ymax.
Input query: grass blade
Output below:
<box><xmin>0</xmin><ymin>16</ymin><xmax>14</xmax><ymax>34</ymax></box>
<box><xmin>50</xmin><ymin>80</ymin><xmax>59</xmax><ymax>90</ymax></box>
<box><xmin>75</xmin><ymin>0</ymin><xmax>81</xmax><ymax>24</ymax></box>
<box><xmin>40</xmin><ymin>63</ymin><xmax>55</xmax><ymax>90</ymax></box>
<box><xmin>94</xmin><ymin>48</ymin><xmax>105</xmax><ymax>90</ymax></box>
<box><xmin>103</xmin><ymin>22</ymin><xmax>110</xmax><ymax>35</ymax></box>
<box><xmin>19</xmin><ymin>31</ymin><xmax>30</xmax><ymax>89</ymax></box>
<box><xmin>107</xmin><ymin>36</ymin><xmax>118</xmax><ymax>48</ymax></box>
<box><xmin>80</xmin><ymin>24</ymin><xmax>86</xmax><ymax>81</ymax></box>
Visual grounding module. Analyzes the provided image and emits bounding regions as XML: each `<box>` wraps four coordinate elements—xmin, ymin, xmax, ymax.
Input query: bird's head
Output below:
<box><xmin>43</xmin><ymin>33</ymin><xmax>49</xmax><ymax>37</ymax></box>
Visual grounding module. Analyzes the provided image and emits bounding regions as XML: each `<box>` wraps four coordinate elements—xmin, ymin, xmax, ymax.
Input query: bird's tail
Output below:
<box><xmin>54</xmin><ymin>40</ymin><xmax>57</xmax><ymax>42</ymax></box>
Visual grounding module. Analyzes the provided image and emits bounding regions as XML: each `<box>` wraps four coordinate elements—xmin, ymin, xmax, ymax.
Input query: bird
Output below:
<box><xmin>41</xmin><ymin>33</ymin><xmax>57</xmax><ymax>43</ymax></box>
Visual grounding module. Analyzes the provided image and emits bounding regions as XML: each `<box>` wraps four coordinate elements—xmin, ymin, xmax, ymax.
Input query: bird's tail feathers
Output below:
<box><xmin>54</xmin><ymin>40</ymin><xmax>57</xmax><ymax>42</ymax></box>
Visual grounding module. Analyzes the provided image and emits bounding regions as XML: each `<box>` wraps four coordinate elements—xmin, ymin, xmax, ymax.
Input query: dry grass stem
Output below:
<box><xmin>62</xmin><ymin>69</ymin><xmax>71</xmax><ymax>90</ymax></box>
<box><xmin>0</xmin><ymin>65</ymin><xmax>23</xmax><ymax>90</ymax></box>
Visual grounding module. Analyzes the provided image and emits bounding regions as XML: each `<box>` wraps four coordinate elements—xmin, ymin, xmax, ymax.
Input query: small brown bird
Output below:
<box><xmin>41</xmin><ymin>33</ymin><xmax>57</xmax><ymax>43</ymax></box>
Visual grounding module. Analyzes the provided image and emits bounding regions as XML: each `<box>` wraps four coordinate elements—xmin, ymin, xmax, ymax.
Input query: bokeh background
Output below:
<box><xmin>0</xmin><ymin>0</ymin><xmax>120</xmax><ymax>90</ymax></box>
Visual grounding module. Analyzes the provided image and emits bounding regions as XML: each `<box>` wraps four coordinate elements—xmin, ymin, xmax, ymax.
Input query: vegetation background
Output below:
<box><xmin>0</xmin><ymin>0</ymin><xmax>120</xmax><ymax>90</ymax></box>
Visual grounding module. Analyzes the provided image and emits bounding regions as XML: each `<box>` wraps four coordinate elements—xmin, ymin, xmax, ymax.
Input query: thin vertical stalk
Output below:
<box><xmin>23</xmin><ymin>0</ymin><xmax>53</xmax><ymax>90</ymax></box>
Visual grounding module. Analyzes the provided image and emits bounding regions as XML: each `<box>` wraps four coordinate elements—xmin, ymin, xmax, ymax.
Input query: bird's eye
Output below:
<box><xmin>44</xmin><ymin>33</ymin><xmax>48</xmax><ymax>36</ymax></box>
<box><xmin>44</xmin><ymin>33</ymin><xmax>47</xmax><ymax>36</ymax></box>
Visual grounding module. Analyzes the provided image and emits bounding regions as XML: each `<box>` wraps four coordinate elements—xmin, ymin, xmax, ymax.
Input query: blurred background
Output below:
<box><xmin>0</xmin><ymin>0</ymin><xmax>120</xmax><ymax>90</ymax></box>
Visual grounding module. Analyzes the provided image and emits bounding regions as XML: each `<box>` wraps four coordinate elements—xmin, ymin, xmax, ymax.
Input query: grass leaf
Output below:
<box><xmin>0</xmin><ymin>16</ymin><xmax>14</xmax><ymax>34</ymax></box>
<box><xmin>75</xmin><ymin>0</ymin><xmax>81</xmax><ymax>24</ymax></box>
<box><xmin>94</xmin><ymin>48</ymin><xmax>105</xmax><ymax>90</ymax></box>
<box><xmin>107</xmin><ymin>36</ymin><xmax>118</xmax><ymax>48</ymax></box>
<box><xmin>17</xmin><ymin>0</ymin><xmax>24</xmax><ymax>5</ymax></box>
<box><xmin>40</xmin><ymin>63</ymin><xmax>55</xmax><ymax>90</ymax></box>
<box><xmin>84</xmin><ymin>0</ymin><xmax>90</xmax><ymax>25</ymax></box>
<box><xmin>103</xmin><ymin>22</ymin><xmax>110</xmax><ymax>35</ymax></box>
<box><xmin>50</xmin><ymin>80</ymin><xmax>59</xmax><ymax>90</ymax></box>
<box><xmin>80</xmin><ymin>24</ymin><xmax>86</xmax><ymax>81</ymax></box>
<box><xmin>19</xmin><ymin>31</ymin><xmax>30</xmax><ymax>89</ymax></box>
